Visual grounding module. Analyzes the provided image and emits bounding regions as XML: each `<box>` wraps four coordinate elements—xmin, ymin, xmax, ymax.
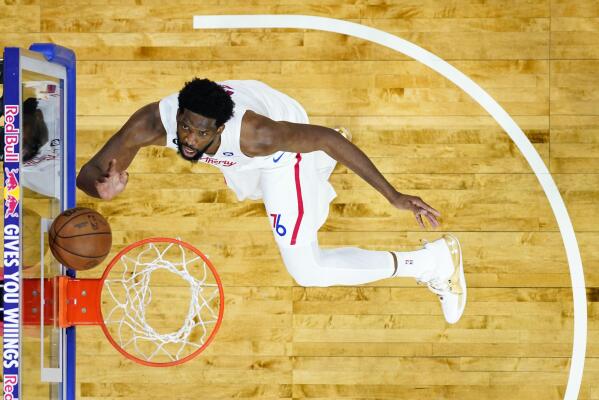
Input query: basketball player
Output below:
<box><xmin>20</xmin><ymin>82</ymin><xmax>62</xmax><ymax>197</ymax></box>
<box><xmin>76</xmin><ymin>79</ymin><xmax>466</xmax><ymax>323</ymax></box>
<box><xmin>2</xmin><ymin>84</ymin><xmax>62</xmax><ymax>268</ymax></box>
<box><xmin>1</xmin><ymin>75</ymin><xmax>60</xmax><ymax>190</ymax></box>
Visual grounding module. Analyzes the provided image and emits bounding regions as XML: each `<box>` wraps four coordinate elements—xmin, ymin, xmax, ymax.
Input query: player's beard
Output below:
<box><xmin>176</xmin><ymin>137</ymin><xmax>215</xmax><ymax>163</ymax></box>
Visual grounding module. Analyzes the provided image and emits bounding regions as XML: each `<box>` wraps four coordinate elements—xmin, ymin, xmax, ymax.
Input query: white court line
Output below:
<box><xmin>194</xmin><ymin>15</ymin><xmax>587</xmax><ymax>400</ymax></box>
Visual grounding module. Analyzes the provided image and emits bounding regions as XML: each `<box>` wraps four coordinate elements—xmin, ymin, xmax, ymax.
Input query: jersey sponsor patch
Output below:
<box><xmin>23</xmin><ymin>139</ymin><xmax>60</xmax><ymax>167</ymax></box>
<box><xmin>200</xmin><ymin>156</ymin><xmax>237</xmax><ymax>167</ymax></box>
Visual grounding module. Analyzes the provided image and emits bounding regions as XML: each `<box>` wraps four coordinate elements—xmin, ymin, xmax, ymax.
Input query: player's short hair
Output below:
<box><xmin>178</xmin><ymin>78</ymin><xmax>235</xmax><ymax>127</ymax></box>
<box><xmin>23</xmin><ymin>97</ymin><xmax>39</xmax><ymax>114</ymax></box>
<box><xmin>22</xmin><ymin>97</ymin><xmax>49</xmax><ymax>162</ymax></box>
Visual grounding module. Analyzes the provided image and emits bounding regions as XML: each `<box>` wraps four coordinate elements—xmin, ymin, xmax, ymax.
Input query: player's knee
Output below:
<box><xmin>278</xmin><ymin>244</ymin><xmax>328</xmax><ymax>287</ymax></box>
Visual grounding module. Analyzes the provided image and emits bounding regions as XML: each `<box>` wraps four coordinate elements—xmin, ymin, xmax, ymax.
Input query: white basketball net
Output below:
<box><xmin>102</xmin><ymin>240</ymin><xmax>221</xmax><ymax>364</ymax></box>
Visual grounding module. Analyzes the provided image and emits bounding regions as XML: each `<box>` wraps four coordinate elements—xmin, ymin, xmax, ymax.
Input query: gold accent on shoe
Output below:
<box><xmin>443</xmin><ymin>234</ymin><xmax>465</xmax><ymax>304</ymax></box>
<box><xmin>418</xmin><ymin>234</ymin><xmax>466</xmax><ymax>324</ymax></box>
<box><xmin>334</xmin><ymin>127</ymin><xmax>352</xmax><ymax>142</ymax></box>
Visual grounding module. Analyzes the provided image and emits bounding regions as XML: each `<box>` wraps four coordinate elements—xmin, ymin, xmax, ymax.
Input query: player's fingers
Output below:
<box><xmin>425</xmin><ymin>212</ymin><xmax>440</xmax><ymax>228</ymax></box>
<box><xmin>94</xmin><ymin>180</ymin><xmax>107</xmax><ymax>197</ymax></box>
<box><xmin>107</xmin><ymin>159</ymin><xmax>118</xmax><ymax>175</ymax></box>
<box><xmin>415</xmin><ymin>212</ymin><xmax>425</xmax><ymax>229</ymax></box>
<box><xmin>414</xmin><ymin>199</ymin><xmax>441</xmax><ymax>217</ymax></box>
<box><xmin>119</xmin><ymin>171</ymin><xmax>129</xmax><ymax>184</ymax></box>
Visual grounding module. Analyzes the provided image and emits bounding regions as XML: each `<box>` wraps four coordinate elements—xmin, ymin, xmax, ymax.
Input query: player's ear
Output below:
<box><xmin>216</xmin><ymin>124</ymin><xmax>225</xmax><ymax>135</ymax></box>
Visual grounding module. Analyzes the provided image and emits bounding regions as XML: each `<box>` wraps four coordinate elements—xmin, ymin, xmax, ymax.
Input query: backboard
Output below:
<box><xmin>2</xmin><ymin>44</ymin><xmax>76</xmax><ymax>400</ymax></box>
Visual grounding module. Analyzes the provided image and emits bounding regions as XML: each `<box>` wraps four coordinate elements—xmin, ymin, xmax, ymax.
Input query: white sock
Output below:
<box><xmin>391</xmin><ymin>248</ymin><xmax>435</xmax><ymax>278</ymax></box>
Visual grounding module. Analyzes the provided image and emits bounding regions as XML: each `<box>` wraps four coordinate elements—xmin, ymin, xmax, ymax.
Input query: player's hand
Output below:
<box><xmin>391</xmin><ymin>192</ymin><xmax>441</xmax><ymax>229</ymax></box>
<box><xmin>94</xmin><ymin>159</ymin><xmax>129</xmax><ymax>200</ymax></box>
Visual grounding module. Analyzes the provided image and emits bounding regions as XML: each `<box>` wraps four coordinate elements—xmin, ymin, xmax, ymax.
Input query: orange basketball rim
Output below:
<box><xmin>24</xmin><ymin>237</ymin><xmax>225</xmax><ymax>367</ymax></box>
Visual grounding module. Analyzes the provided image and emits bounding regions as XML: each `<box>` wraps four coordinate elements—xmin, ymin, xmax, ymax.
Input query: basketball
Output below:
<box><xmin>49</xmin><ymin>207</ymin><xmax>112</xmax><ymax>271</ymax></box>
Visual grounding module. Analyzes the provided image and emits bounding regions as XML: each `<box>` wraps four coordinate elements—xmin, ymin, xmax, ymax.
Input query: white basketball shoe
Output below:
<box><xmin>334</xmin><ymin>127</ymin><xmax>352</xmax><ymax>142</ymax></box>
<box><xmin>416</xmin><ymin>234</ymin><xmax>466</xmax><ymax>324</ymax></box>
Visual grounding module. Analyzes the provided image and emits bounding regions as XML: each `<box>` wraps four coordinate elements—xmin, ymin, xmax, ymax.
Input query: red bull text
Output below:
<box><xmin>3</xmin><ymin>105</ymin><xmax>19</xmax><ymax>163</ymax></box>
<box><xmin>3</xmin><ymin>100</ymin><xmax>21</xmax><ymax>400</ymax></box>
<box><xmin>2</xmin><ymin>375</ymin><xmax>18</xmax><ymax>400</ymax></box>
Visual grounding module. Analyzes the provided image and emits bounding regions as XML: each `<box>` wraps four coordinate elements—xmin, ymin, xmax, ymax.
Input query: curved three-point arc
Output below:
<box><xmin>193</xmin><ymin>15</ymin><xmax>587</xmax><ymax>400</ymax></box>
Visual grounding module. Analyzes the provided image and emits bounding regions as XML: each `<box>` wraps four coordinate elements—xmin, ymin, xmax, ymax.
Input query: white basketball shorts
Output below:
<box><xmin>260</xmin><ymin>150</ymin><xmax>337</xmax><ymax>247</ymax></box>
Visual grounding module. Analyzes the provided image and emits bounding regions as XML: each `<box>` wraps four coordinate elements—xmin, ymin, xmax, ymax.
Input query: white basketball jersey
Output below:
<box><xmin>159</xmin><ymin>80</ymin><xmax>310</xmax><ymax>200</ymax></box>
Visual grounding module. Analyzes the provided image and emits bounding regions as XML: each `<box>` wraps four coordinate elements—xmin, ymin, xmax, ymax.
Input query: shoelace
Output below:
<box><xmin>417</xmin><ymin>237</ymin><xmax>463</xmax><ymax>301</ymax></box>
<box><xmin>418</xmin><ymin>239</ymin><xmax>443</xmax><ymax>289</ymax></box>
<box><xmin>416</xmin><ymin>270</ymin><xmax>451</xmax><ymax>298</ymax></box>
<box><xmin>419</xmin><ymin>238</ymin><xmax>454</xmax><ymax>297</ymax></box>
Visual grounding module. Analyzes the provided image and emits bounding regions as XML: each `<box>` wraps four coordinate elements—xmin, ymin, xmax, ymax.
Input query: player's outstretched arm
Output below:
<box><xmin>242</xmin><ymin>111</ymin><xmax>441</xmax><ymax>229</ymax></box>
<box><xmin>76</xmin><ymin>103</ymin><xmax>165</xmax><ymax>200</ymax></box>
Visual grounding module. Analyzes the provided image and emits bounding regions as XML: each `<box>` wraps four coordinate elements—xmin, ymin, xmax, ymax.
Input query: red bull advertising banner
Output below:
<box><xmin>3</xmin><ymin>47</ymin><xmax>21</xmax><ymax>400</ymax></box>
